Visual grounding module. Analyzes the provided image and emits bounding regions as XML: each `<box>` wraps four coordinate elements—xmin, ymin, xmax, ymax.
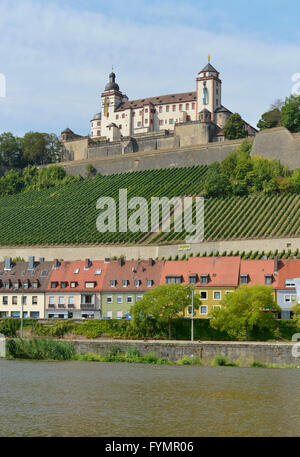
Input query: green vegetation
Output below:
<box><xmin>210</xmin><ymin>284</ymin><xmax>281</xmax><ymax>341</ymax></box>
<box><xmin>0</xmin><ymin>131</ymin><xmax>62</xmax><ymax>168</ymax></box>
<box><xmin>257</xmin><ymin>95</ymin><xmax>300</xmax><ymax>133</ymax></box>
<box><xmin>223</xmin><ymin>113</ymin><xmax>248</xmax><ymax>140</ymax></box>
<box><xmin>6</xmin><ymin>338</ymin><xmax>75</xmax><ymax>360</ymax></box>
<box><xmin>212</xmin><ymin>356</ymin><xmax>238</xmax><ymax>367</ymax></box>
<box><xmin>130</xmin><ymin>284</ymin><xmax>202</xmax><ymax>339</ymax></box>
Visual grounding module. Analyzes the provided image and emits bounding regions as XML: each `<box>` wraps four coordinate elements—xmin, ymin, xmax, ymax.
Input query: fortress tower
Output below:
<box><xmin>196</xmin><ymin>55</ymin><xmax>222</xmax><ymax>122</ymax></box>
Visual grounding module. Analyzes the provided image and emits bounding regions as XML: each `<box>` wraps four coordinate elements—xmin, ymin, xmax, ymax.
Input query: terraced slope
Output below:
<box><xmin>0</xmin><ymin>165</ymin><xmax>299</xmax><ymax>246</ymax></box>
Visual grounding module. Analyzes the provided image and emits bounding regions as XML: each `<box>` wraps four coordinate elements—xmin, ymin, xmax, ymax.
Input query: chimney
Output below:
<box><xmin>274</xmin><ymin>256</ymin><xmax>278</xmax><ymax>275</ymax></box>
<box><xmin>4</xmin><ymin>257</ymin><xmax>12</xmax><ymax>271</ymax></box>
<box><xmin>53</xmin><ymin>259</ymin><xmax>59</xmax><ymax>269</ymax></box>
<box><xmin>39</xmin><ymin>257</ymin><xmax>45</xmax><ymax>263</ymax></box>
<box><xmin>28</xmin><ymin>256</ymin><xmax>35</xmax><ymax>270</ymax></box>
<box><xmin>118</xmin><ymin>258</ymin><xmax>124</xmax><ymax>266</ymax></box>
<box><xmin>148</xmin><ymin>258</ymin><xmax>154</xmax><ymax>266</ymax></box>
<box><xmin>84</xmin><ymin>258</ymin><xmax>90</xmax><ymax>269</ymax></box>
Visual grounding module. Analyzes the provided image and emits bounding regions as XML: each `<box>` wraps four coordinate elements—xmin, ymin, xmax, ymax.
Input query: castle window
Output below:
<box><xmin>185</xmin><ymin>103</ymin><xmax>189</xmax><ymax>110</ymax></box>
<box><xmin>137</xmin><ymin>121</ymin><xmax>141</xmax><ymax>127</ymax></box>
<box><xmin>159</xmin><ymin>120</ymin><xmax>163</xmax><ymax>125</ymax></box>
<box><xmin>116</xmin><ymin>115</ymin><xmax>119</xmax><ymax>119</ymax></box>
<box><xmin>159</xmin><ymin>106</ymin><xmax>162</xmax><ymax>113</ymax></box>
<box><xmin>169</xmin><ymin>119</ymin><xmax>173</xmax><ymax>124</ymax></box>
<box><xmin>216</xmin><ymin>99</ymin><xmax>219</xmax><ymax>105</ymax></box>
<box><xmin>119</xmin><ymin>125</ymin><xmax>122</xmax><ymax>129</ymax></box>
<box><xmin>216</xmin><ymin>89</ymin><xmax>219</xmax><ymax>95</ymax></box>
<box><xmin>97</xmin><ymin>122</ymin><xmax>100</xmax><ymax>126</ymax></box>
<box><xmin>172</xmin><ymin>105</ymin><xmax>176</xmax><ymax>111</ymax></box>
<box><xmin>145</xmin><ymin>108</ymin><xmax>148</xmax><ymax>113</ymax></box>
<box><xmin>192</xmin><ymin>103</ymin><xmax>195</xmax><ymax>109</ymax></box>
<box><xmin>97</xmin><ymin>130</ymin><xmax>100</xmax><ymax>136</ymax></box>
<box><xmin>132</xmin><ymin>112</ymin><xmax>135</xmax><ymax>116</ymax></box>
<box><xmin>166</xmin><ymin>106</ymin><xmax>169</xmax><ymax>112</ymax></box>
<box><xmin>145</xmin><ymin>119</ymin><xmax>148</xmax><ymax>124</ymax></box>
<box><xmin>122</xmin><ymin>113</ymin><xmax>125</xmax><ymax>118</ymax></box>
<box><xmin>179</xmin><ymin>104</ymin><xmax>182</xmax><ymax>111</ymax></box>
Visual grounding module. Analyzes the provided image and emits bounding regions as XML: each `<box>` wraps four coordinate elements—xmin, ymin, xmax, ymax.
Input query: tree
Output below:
<box><xmin>0</xmin><ymin>132</ymin><xmax>24</xmax><ymax>167</ymax></box>
<box><xmin>223</xmin><ymin>113</ymin><xmax>248</xmax><ymax>140</ymax></box>
<box><xmin>130</xmin><ymin>284</ymin><xmax>201</xmax><ymax>339</ymax></box>
<box><xmin>23</xmin><ymin>132</ymin><xmax>62</xmax><ymax>165</ymax></box>
<box><xmin>86</xmin><ymin>163</ymin><xmax>97</xmax><ymax>178</ymax></box>
<box><xmin>281</xmin><ymin>94</ymin><xmax>300</xmax><ymax>133</ymax></box>
<box><xmin>203</xmin><ymin>162</ymin><xmax>231</xmax><ymax>197</ymax></box>
<box><xmin>257</xmin><ymin>108</ymin><xmax>281</xmax><ymax>130</ymax></box>
<box><xmin>210</xmin><ymin>284</ymin><xmax>280</xmax><ymax>341</ymax></box>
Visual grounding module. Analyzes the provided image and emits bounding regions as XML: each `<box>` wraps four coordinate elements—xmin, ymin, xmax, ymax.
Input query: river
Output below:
<box><xmin>0</xmin><ymin>360</ymin><xmax>299</xmax><ymax>437</ymax></box>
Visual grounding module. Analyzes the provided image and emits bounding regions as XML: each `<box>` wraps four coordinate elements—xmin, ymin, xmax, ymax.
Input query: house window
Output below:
<box><xmin>145</xmin><ymin>119</ymin><xmax>148</xmax><ymax>124</ymax></box>
<box><xmin>116</xmin><ymin>310</ymin><xmax>123</xmax><ymax>319</ymax></box>
<box><xmin>192</xmin><ymin>103</ymin><xmax>195</xmax><ymax>109</ymax></box>
<box><xmin>32</xmin><ymin>296</ymin><xmax>38</xmax><ymax>305</ymax></box>
<box><xmin>51</xmin><ymin>281</ymin><xmax>58</xmax><ymax>288</ymax></box>
<box><xmin>166</xmin><ymin>276</ymin><xmax>182</xmax><ymax>284</ymax></box>
<box><xmin>172</xmin><ymin>105</ymin><xmax>176</xmax><ymax>111</ymax></box>
<box><xmin>13</xmin><ymin>282</ymin><xmax>19</xmax><ymax>290</ymax></box>
<box><xmin>12</xmin><ymin>296</ymin><xmax>17</xmax><ymax>305</ymax></box>
<box><xmin>200</xmin><ymin>306</ymin><xmax>207</xmax><ymax>315</ymax></box>
<box><xmin>189</xmin><ymin>275</ymin><xmax>197</xmax><ymax>284</ymax></box>
<box><xmin>122</xmin><ymin>113</ymin><xmax>125</xmax><ymax>118</ymax></box>
<box><xmin>145</xmin><ymin>108</ymin><xmax>148</xmax><ymax>113</ymax></box>
<box><xmin>22</xmin><ymin>296</ymin><xmax>27</xmax><ymax>305</ymax></box>
<box><xmin>166</xmin><ymin>106</ymin><xmax>170</xmax><ymax>112</ymax></box>
<box><xmin>200</xmin><ymin>275</ymin><xmax>208</xmax><ymax>285</ymax></box>
<box><xmin>85</xmin><ymin>282</ymin><xmax>95</xmax><ymax>289</ymax></box>
<box><xmin>117</xmin><ymin>296</ymin><xmax>123</xmax><ymax>304</ymax></box>
<box><xmin>147</xmin><ymin>280</ymin><xmax>153</xmax><ymax>287</ymax></box>
<box><xmin>32</xmin><ymin>281</ymin><xmax>39</xmax><ymax>288</ymax></box>
<box><xmin>159</xmin><ymin>120</ymin><xmax>163</xmax><ymax>125</ymax></box>
<box><xmin>265</xmin><ymin>275</ymin><xmax>273</xmax><ymax>285</ymax></box>
<box><xmin>122</xmin><ymin>280</ymin><xmax>129</xmax><ymax>287</ymax></box>
<box><xmin>95</xmin><ymin>269</ymin><xmax>102</xmax><ymax>275</ymax></box>
<box><xmin>116</xmin><ymin>115</ymin><xmax>119</xmax><ymax>119</ymax></box>
<box><xmin>5</xmin><ymin>282</ymin><xmax>10</xmax><ymax>289</ymax></box>
<box><xmin>106</xmin><ymin>296</ymin><xmax>112</xmax><ymax>303</ymax></box>
<box><xmin>68</xmin><ymin>296</ymin><xmax>74</xmax><ymax>305</ymax></box>
<box><xmin>284</xmin><ymin>295</ymin><xmax>293</xmax><ymax>303</ymax></box>
<box><xmin>24</xmin><ymin>281</ymin><xmax>29</xmax><ymax>289</ymax></box>
<box><xmin>49</xmin><ymin>296</ymin><xmax>55</xmax><ymax>305</ymax></box>
<box><xmin>285</xmin><ymin>279</ymin><xmax>295</xmax><ymax>288</ymax></box>
<box><xmin>134</xmin><ymin>279</ymin><xmax>140</xmax><ymax>287</ymax></box>
<box><xmin>185</xmin><ymin>103</ymin><xmax>189</xmax><ymax>110</ymax></box>
<box><xmin>169</xmin><ymin>119</ymin><xmax>173</xmax><ymax>124</ymax></box>
<box><xmin>213</xmin><ymin>291</ymin><xmax>221</xmax><ymax>300</ymax></box>
<box><xmin>60</xmin><ymin>282</ymin><xmax>67</xmax><ymax>288</ymax></box>
<box><xmin>30</xmin><ymin>312</ymin><xmax>40</xmax><ymax>318</ymax></box>
<box><xmin>106</xmin><ymin>311</ymin><xmax>112</xmax><ymax>319</ymax></box>
<box><xmin>137</xmin><ymin>121</ymin><xmax>141</xmax><ymax>127</ymax></box>
<box><xmin>200</xmin><ymin>291</ymin><xmax>207</xmax><ymax>300</ymax></box>
<box><xmin>179</xmin><ymin>104</ymin><xmax>182</xmax><ymax>111</ymax></box>
<box><xmin>97</xmin><ymin>121</ymin><xmax>100</xmax><ymax>126</ymax></box>
<box><xmin>136</xmin><ymin>295</ymin><xmax>143</xmax><ymax>301</ymax></box>
<box><xmin>159</xmin><ymin>106</ymin><xmax>162</xmax><ymax>113</ymax></box>
<box><xmin>70</xmin><ymin>282</ymin><xmax>77</xmax><ymax>288</ymax></box>
<box><xmin>58</xmin><ymin>296</ymin><xmax>65</xmax><ymax>305</ymax></box>
<box><xmin>3</xmin><ymin>296</ymin><xmax>8</xmax><ymax>305</ymax></box>
<box><xmin>127</xmin><ymin>296</ymin><xmax>133</xmax><ymax>304</ymax></box>
<box><xmin>74</xmin><ymin>268</ymin><xmax>80</xmax><ymax>274</ymax></box>
<box><xmin>97</xmin><ymin>131</ymin><xmax>100</xmax><ymax>136</ymax></box>
<box><xmin>110</xmin><ymin>280</ymin><xmax>116</xmax><ymax>287</ymax></box>
<box><xmin>188</xmin><ymin>305</ymin><xmax>193</xmax><ymax>315</ymax></box>
<box><xmin>240</xmin><ymin>274</ymin><xmax>248</xmax><ymax>284</ymax></box>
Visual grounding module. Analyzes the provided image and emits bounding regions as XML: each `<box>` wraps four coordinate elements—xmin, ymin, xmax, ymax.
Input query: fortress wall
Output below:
<box><xmin>251</xmin><ymin>127</ymin><xmax>300</xmax><ymax>169</ymax></box>
<box><xmin>0</xmin><ymin>236</ymin><xmax>298</xmax><ymax>261</ymax></box>
<box><xmin>61</xmin><ymin>139</ymin><xmax>245</xmax><ymax>176</ymax></box>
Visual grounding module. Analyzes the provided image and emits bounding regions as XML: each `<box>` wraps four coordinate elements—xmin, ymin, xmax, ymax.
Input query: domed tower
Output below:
<box><xmin>101</xmin><ymin>71</ymin><xmax>124</xmax><ymax>139</ymax></box>
<box><xmin>196</xmin><ymin>56</ymin><xmax>222</xmax><ymax>122</ymax></box>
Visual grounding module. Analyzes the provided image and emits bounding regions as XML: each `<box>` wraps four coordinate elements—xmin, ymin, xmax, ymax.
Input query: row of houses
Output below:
<box><xmin>0</xmin><ymin>255</ymin><xmax>299</xmax><ymax>320</ymax></box>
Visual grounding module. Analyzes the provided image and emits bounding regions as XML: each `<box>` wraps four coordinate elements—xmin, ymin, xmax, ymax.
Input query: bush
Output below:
<box><xmin>6</xmin><ymin>338</ymin><xmax>75</xmax><ymax>360</ymax></box>
<box><xmin>0</xmin><ymin>318</ymin><xmax>20</xmax><ymax>337</ymax></box>
<box><xmin>212</xmin><ymin>355</ymin><xmax>238</xmax><ymax>367</ymax></box>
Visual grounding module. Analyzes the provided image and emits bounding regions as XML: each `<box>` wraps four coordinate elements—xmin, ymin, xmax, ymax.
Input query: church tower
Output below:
<box><xmin>101</xmin><ymin>72</ymin><xmax>125</xmax><ymax>138</ymax></box>
<box><xmin>196</xmin><ymin>56</ymin><xmax>222</xmax><ymax>122</ymax></box>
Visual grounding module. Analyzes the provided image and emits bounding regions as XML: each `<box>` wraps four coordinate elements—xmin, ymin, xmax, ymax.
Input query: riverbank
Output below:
<box><xmin>4</xmin><ymin>337</ymin><xmax>300</xmax><ymax>368</ymax></box>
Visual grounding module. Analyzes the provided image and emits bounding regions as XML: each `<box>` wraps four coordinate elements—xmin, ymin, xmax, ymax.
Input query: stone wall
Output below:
<box><xmin>71</xmin><ymin>339</ymin><xmax>298</xmax><ymax>365</ymax></box>
<box><xmin>0</xmin><ymin>236</ymin><xmax>298</xmax><ymax>261</ymax></box>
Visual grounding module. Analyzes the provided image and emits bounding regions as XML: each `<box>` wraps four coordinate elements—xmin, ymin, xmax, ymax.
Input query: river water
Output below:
<box><xmin>0</xmin><ymin>360</ymin><xmax>299</xmax><ymax>437</ymax></box>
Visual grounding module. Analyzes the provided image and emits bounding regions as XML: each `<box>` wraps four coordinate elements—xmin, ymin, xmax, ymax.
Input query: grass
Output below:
<box><xmin>6</xmin><ymin>338</ymin><xmax>75</xmax><ymax>360</ymax></box>
<box><xmin>212</xmin><ymin>355</ymin><xmax>238</xmax><ymax>367</ymax></box>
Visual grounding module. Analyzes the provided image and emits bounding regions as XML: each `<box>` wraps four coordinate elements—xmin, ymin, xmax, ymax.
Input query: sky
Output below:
<box><xmin>0</xmin><ymin>0</ymin><xmax>299</xmax><ymax>137</ymax></box>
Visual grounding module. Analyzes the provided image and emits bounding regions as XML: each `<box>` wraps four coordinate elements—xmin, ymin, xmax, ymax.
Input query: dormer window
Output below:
<box><xmin>189</xmin><ymin>274</ymin><xmax>197</xmax><ymax>284</ymax></box>
<box><xmin>51</xmin><ymin>281</ymin><xmax>58</xmax><ymax>289</ymax></box>
<box><xmin>74</xmin><ymin>268</ymin><xmax>80</xmax><ymax>274</ymax></box>
<box><xmin>200</xmin><ymin>275</ymin><xmax>209</xmax><ymax>285</ymax></box>
<box><xmin>122</xmin><ymin>280</ymin><xmax>129</xmax><ymax>287</ymax></box>
<box><xmin>110</xmin><ymin>280</ymin><xmax>116</xmax><ymax>287</ymax></box>
<box><xmin>60</xmin><ymin>281</ymin><xmax>67</xmax><ymax>288</ymax></box>
<box><xmin>13</xmin><ymin>281</ymin><xmax>19</xmax><ymax>290</ymax></box>
<box><xmin>24</xmin><ymin>280</ymin><xmax>29</xmax><ymax>289</ymax></box>
<box><xmin>134</xmin><ymin>279</ymin><xmax>140</xmax><ymax>287</ymax></box>
<box><xmin>240</xmin><ymin>274</ymin><xmax>248</xmax><ymax>284</ymax></box>
<box><xmin>32</xmin><ymin>280</ymin><xmax>39</xmax><ymax>289</ymax></box>
<box><xmin>166</xmin><ymin>276</ymin><xmax>182</xmax><ymax>284</ymax></box>
<box><xmin>95</xmin><ymin>269</ymin><xmax>102</xmax><ymax>275</ymax></box>
<box><xmin>85</xmin><ymin>281</ymin><xmax>95</xmax><ymax>289</ymax></box>
<box><xmin>70</xmin><ymin>281</ymin><xmax>77</xmax><ymax>288</ymax></box>
<box><xmin>285</xmin><ymin>279</ymin><xmax>295</xmax><ymax>288</ymax></box>
<box><xmin>264</xmin><ymin>275</ymin><xmax>273</xmax><ymax>285</ymax></box>
<box><xmin>147</xmin><ymin>279</ymin><xmax>153</xmax><ymax>287</ymax></box>
<box><xmin>4</xmin><ymin>281</ymin><xmax>10</xmax><ymax>289</ymax></box>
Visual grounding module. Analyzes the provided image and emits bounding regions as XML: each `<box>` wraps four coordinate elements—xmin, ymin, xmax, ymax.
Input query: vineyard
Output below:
<box><xmin>0</xmin><ymin>165</ymin><xmax>299</xmax><ymax>246</ymax></box>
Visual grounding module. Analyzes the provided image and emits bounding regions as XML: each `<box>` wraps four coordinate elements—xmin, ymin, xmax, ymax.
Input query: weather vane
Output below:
<box><xmin>208</xmin><ymin>54</ymin><xmax>211</xmax><ymax>63</ymax></box>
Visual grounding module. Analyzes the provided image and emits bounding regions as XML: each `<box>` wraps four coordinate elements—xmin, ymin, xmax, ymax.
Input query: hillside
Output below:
<box><xmin>0</xmin><ymin>165</ymin><xmax>299</xmax><ymax>246</ymax></box>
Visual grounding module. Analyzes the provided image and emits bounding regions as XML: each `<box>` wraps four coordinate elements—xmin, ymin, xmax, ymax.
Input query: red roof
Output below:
<box><xmin>276</xmin><ymin>259</ymin><xmax>300</xmax><ymax>289</ymax></box>
<box><xmin>160</xmin><ymin>257</ymin><xmax>241</xmax><ymax>287</ymax></box>
<box><xmin>115</xmin><ymin>92</ymin><xmax>196</xmax><ymax>112</ymax></box>
<box><xmin>46</xmin><ymin>259</ymin><xmax>108</xmax><ymax>292</ymax></box>
<box><xmin>240</xmin><ymin>259</ymin><xmax>278</xmax><ymax>287</ymax></box>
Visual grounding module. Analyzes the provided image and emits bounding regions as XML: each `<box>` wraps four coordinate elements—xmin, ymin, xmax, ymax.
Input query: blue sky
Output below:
<box><xmin>0</xmin><ymin>0</ymin><xmax>299</xmax><ymax>137</ymax></box>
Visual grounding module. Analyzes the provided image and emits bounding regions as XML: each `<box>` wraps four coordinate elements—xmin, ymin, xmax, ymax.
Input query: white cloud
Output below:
<box><xmin>0</xmin><ymin>0</ymin><xmax>299</xmax><ymax>136</ymax></box>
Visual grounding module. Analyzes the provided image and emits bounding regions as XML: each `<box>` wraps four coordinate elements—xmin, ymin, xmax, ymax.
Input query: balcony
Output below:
<box><xmin>80</xmin><ymin>304</ymin><xmax>98</xmax><ymax>310</ymax></box>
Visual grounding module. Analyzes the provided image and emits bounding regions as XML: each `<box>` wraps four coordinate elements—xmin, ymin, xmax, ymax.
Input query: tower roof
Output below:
<box><xmin>200</xmin><ymin>62</ymin><xmax>219</xmax><ymax>73</ymax></box>
<box><xmin>104</xmin><ymin>71</ymin><xmax>120</xmax><ymax>91</ymax></box>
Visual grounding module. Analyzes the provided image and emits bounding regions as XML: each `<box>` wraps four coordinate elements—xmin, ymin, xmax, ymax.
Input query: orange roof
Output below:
<box><xmin>240</xmin><ymin>259</ymin><xmax>278</xmax><ymax>287</ymax></box>
<box><xmin>46</xmin><ymin>259</ymin><xmax>108</xmax><ymax>292</ymax></box>
<box><xmin>160</xmin><ymin>257</ymin><xmax>241</xmax><ymax>287</ymax></box>
<box><xmin>276</xmin><ymin>259</ymin><xmax>300</xmax><ymax>289</ymax></box>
